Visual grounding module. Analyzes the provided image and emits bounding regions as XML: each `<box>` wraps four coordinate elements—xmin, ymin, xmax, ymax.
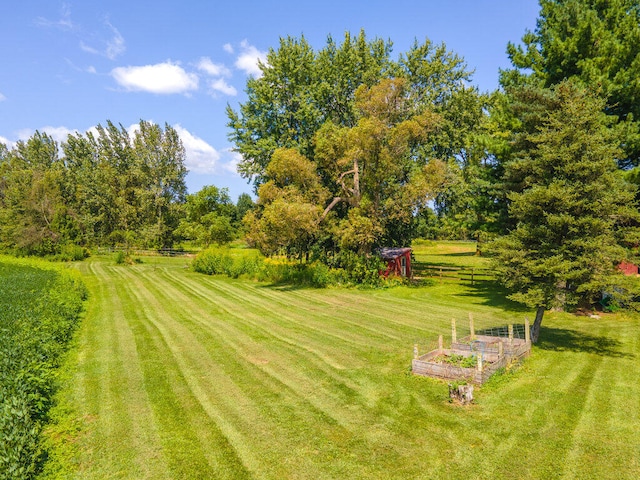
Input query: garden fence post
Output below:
<box><xmin>451</xmin><ymin>318</ymin><xmax>457</xmax><ymax>345</ymax></box>
<box><xmin>508</xmin><ymin>324</ymin><xmax>514</xmax><ymax>346</ymax></box>
<box><xmin>477</xmin><ymin>353</ymin><xmax>483</xmax><ymax>372</ymax></box>
<box><xmin>525</xmin><ymin>317</ymin><xmax>531</xmax><ymax>344</ymax></box>
<box><xmin>438</xmin><ymin>335</ymin><xmax>443</xmax><ymax>354</ymax></box>
<box><xmin>498</xmin><ymin>341</ymin><xmax>503</xmax><ymax>358</ymax></box>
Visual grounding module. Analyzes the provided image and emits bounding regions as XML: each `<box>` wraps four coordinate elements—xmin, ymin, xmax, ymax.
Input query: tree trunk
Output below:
<box><xmin>531</xmin><ymin>306</ymin><xmax>545</xmax><ymax>343</ymax></box>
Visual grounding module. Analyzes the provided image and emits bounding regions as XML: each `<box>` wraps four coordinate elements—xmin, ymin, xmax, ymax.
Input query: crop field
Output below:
<box><xmin>45</xmin><ymin>249</ymin><xmax>640</xmax><ymax>479</ymax></box>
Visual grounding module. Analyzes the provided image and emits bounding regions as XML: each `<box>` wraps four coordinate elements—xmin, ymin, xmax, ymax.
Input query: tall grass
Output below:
<box><xmin>192</xmin><ymin>247</ymin><xmax>392</xmax><ymax>288</ymax></box>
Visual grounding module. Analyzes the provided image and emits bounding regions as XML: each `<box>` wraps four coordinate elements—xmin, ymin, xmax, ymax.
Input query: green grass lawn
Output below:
<box><xmin>48</xmin><ymin>253</ymin><xmax>640</xmax><ymax>479</ymax></box>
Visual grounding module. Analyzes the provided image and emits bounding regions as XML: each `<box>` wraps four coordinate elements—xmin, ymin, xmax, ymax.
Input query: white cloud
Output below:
<box><xmin>0</xmin><ymin>136</ymin><xmax>14</xmax><ymax>149</ymax></box>
<box><xmin>42</xmin><ymin>126</ymin><xmax>78</xmax><ymax>143</ymax></box>
<box><xmin>111</xmin><ymin>62</ymin><xmax>199</xmax><ymax>94</ymax></box>
<box><xmin>80</xmin><ymin>21</ymin><xmax>125</xmax><ymax>60</ymax></box>
<box><xmin>235</xmin><ymin>40</ymin><xmax>267</xmax><ymax>77</ymax></box>
<box><xmin>87</xmin><ymin>65</ymin><xmax>97</xmax><ymax>74</ymax></box>
<box><xmin>12</xmin><ymin>126</ymin><xmax>78</xmax><ymax>144</ymax></box>
<box><xmin>223</xmin><ymin>43</ymin><xmax>234</xmax><ymax>54</ymax></box>
<box><xmin>222</xmin><ymin>150</ymin><xmax>242</xmax><ymax>174</ymax></box>
<box><xmin>104</xmin><ymin>21</ymin><xmax>125</xmax><ymax>60</ymax></box>
<box><xmin>209</xmin><ymin>78</ymin><xmax>237</xmax><ymax>96</ymax></box>
<box><xmin>0</xmin><ymin>92</ymin><xmax>6</xmax><ymax>102</ymax></box>
<box><xmin>197</xmin><ymin>57</ymin><xmax>231</xmax><ymax>77</ymax></box>
<box><xmin>35</xmin><ymin>3</ymin><xmax>75</xmax><ymax>30</ymax></box>
<box><xmin>173</xmin><ymin>125</ymin><xmax>221</xmax><ymax>174</ymax></box>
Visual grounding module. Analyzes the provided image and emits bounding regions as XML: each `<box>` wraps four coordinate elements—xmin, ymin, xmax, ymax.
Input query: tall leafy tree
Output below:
<box><xmin>133</xmin><ymin>121</ymin><xmax>187</xmax><ymax>247</ymax></box>
<box><xmin>491</xmin><ymin>80</ymin><xmax>639</xmax><ymax>342</ymax></box>
<box><xmin>228</xmin><ymin>31</ymin><xmax>481</xmax><ymax>253</ymax></box>
<box><xmin>502</xmin><ymin>0</ymin><xmax>640</xmax><ymax>167</ymax></box>
<box><xmin>227</xmin><ymin>30</ymin><xmax>394</xmax><ymax>185</ymax></box>
<box><xmin>244</xmin><ymin>148</ymin><xmax>329</xmax><ymax>257</ymax></box>
<box><xmin>176</xmin><ymin>185</ymin><xmax>236</xmax><ymax>246</ymax></box>
<box><xmin>0</xmin><ymin>132</ymin><xmax>65</xmax><ymax>254</ymax></box>
<box><xmin>315</xmin><ymin>78</ymin><xmax>445</xmax><ymax>252</ymax></box>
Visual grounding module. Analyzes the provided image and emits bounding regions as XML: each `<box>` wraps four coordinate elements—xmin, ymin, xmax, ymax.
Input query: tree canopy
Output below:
<box><xmin>0</xmin><ymin>121</ymin><xmax>188</xmax><ymax>254</ymax></box>
<box><xmin>501</xmin><ymin>0</ymin><xmax>640</xmax><ymax>167</ymax></box>
<box><xmin>228</xmin><ymin>31</ymin><xmax>482</xmax><ymax>256</ymax></box>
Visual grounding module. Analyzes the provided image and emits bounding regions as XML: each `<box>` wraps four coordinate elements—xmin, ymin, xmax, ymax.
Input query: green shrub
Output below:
<box><xmin>114</xmin><ymin>251</ymin><xmax>126</xmax><ymax>265</ymax></box>
<box><xmin>53</xmin><ymin>244</ymin><xmax>89</xmax><ymax>262</ymax></box>
<box><xmin>193</xmin><ymin>248</ymin><xmax>401</xmax><ymax>289</ymax></box>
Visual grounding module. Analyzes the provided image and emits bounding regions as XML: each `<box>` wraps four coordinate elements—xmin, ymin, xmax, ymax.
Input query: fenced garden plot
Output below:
<box><xmin>412</xmin><ymin>315</ymin><xmax>531</xmax><ymax>384</ymax></box>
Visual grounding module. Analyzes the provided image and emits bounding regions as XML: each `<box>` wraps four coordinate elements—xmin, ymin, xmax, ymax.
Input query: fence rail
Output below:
<box><xmin>412</xmin><ymin>263</ymin><xmax>496</xmax><ymax>284</ymax></box>
<box><xmin>96</xmin><ymin>246</ymin><xmax>196</xmax><ymax>257</ymax></box>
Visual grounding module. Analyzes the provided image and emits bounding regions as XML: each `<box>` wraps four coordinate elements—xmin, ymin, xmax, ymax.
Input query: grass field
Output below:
<box><xmin>47</xmin><ymin>247</ymin><xmax>640</xmax><ymax>479</ymax></box>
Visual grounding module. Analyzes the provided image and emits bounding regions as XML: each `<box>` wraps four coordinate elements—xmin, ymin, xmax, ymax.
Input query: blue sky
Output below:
<box><xmin>0</xmin><ymin>1</ymin><xmax>540</xmax><ymax>200</ymax></box>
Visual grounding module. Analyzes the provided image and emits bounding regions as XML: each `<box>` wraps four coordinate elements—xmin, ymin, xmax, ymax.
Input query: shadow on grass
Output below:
<box><xmin>258</xmin><ymin>282</ymin><xmax>310</xmax><ymax>292</ymax></box>
<box><xmin>536</xmin><ymin>326</ymin><xmax>634</xmax><ymax>358</ymax></box>
<box><xmin>459</xmin><ymin>280</ymin><xmax>530</xmax><ymax>313</ymax></box>
<box><xmin>437</xmin><ymin>252</ymin><xmax>476</xmax><ymax>258</ymax></box>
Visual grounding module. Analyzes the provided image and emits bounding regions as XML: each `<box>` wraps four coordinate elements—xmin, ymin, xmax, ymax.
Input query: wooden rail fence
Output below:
<box><xmin>412</xmin><ymin>263</ymin><xmax>496</xmax><ymax>285</ymax></box>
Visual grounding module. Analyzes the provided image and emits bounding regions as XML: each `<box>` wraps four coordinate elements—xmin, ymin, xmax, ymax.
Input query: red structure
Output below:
<box><xmin>379</xmin><ymin>247</ymin><xmax>412</xmax><ymax>278</ymax></box>
<box><xmin>618</xmin><ymin>261</ymin><xmax>639</xmax><ymax>276</ymax></box>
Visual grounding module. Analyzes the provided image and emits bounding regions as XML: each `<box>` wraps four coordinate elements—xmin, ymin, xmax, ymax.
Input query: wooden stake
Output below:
<box><xmin>525</xmin><ymin>317</ymin><xmax>531</xmax><ymax>344</ymax></box>
<box><xmin>477</xmin><ymin>354</ymin><xmax>483</xmax><ymax>372</ymax></box>
<box><xmin>508</xmin><ymin>324</ymin><xmax>514</xmax><ymax>345</ymax></box>
<box><xmin>498</xmin><ymin>341</ymin><xmax>504</xmax><ymax>358</ymax></box>
<box><xmin>413</xmin><ymin>344</ymin><xmax>419</xmax><ymax>359</ymax></box>
<box><xmin>469</xmin><ymin>312</ymin><xmax>475</xmax><ymax>340</ymax></box>
<box><xmin>438</xmin><ymin>335</ymin><xmax>444</xmax><ymax>353</ymax></box>
<box><xmin>451</xmin><ymin>318</ymin><xmax>457</xmax><ymax>344</ymax></box>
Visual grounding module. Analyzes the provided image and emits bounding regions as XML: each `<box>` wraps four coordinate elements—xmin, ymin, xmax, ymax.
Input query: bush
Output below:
<box><xmin>0</xmin><ymin>259</ymin><xmax>86</xmax><ymax>479</ymax></box>
<box><xmin>51</xmin><ymin>244</ymin><xmax>90</xmax><ymax>262</ymax></box>
<box><xmin>192</xmin><ymin>249</ymin><xmax>234</xmax><ymax>275</ymax></box>
<box><xmin>323</xmin><ymin>251</ymin><xmax>385</xmax><ymax>287</ymax></box>
<box><xmin>193</xmin><ymin>247</ymin><xmax>402</xmax><ymax>289</ymax></box>
<box><xmin>114</xmin><ymin>251</ymin><xmax>126</xmax><ymax>265</ymax></box>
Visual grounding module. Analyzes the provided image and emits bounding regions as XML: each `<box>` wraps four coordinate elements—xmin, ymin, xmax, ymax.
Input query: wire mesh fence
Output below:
<box><xmin>411</xmin><ymin>313</ymin><xmax>532</xmax><ymax>384</ymax></box>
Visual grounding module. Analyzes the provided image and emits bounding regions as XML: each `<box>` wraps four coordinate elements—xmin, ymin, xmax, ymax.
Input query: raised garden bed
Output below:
<box><xmin>411</xmin><ymin>319</ymin><xmax>531</xmax><ymax>384</ymax></box>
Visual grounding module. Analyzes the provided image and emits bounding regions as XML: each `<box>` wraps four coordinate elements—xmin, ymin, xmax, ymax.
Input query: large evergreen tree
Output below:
<box><xmin>502</xmin><ymin>0</ymin><xmax>640</xmax><ymax>167</ymax></box>
<box><xmin>491</xmin><ymin>80</ymin><xmax>639</xmax><ymax>342</ymax></box>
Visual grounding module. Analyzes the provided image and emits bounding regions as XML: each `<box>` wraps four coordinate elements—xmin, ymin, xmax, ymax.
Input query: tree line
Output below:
<box><xmin>0</xmin><ymin>121</ymin><xmax>252</xmax><ymax>255</ymax></box>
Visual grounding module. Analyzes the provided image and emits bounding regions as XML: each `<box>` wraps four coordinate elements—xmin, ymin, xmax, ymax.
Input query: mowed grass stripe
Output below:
<box><xmin>168</xmin><ymin>270</ymin><xmax>376</xmax><ymax>368</ymax></box>
<box><xmin>115</xmin><ymin>265</ymin><xmax>367</xmax><ymax>478</ymax></box>
<box><xmin>111</xmin><ymin>266</ymin><xmax>262</xmax><ymax>478</ymax></box>
<box><xmin>136</xmin><ymin>266</ymin><xmax>419</xmax><ymax>439</ymax></box>
<box><xmin>198</xmin><ymin>274</ymin><xmax>407</xmax><ymax>347</ymax></box>
<box><xmin>76</xmin><ymin>261</ymin><xmax>171</xmax><ymax>479</ymax></box>
<box><xmin>109</xmin><ymin>269</ymin><xmax>247</xmax><ymax>478</ymax></box>
<box><xmin>126</xmin><ymin>266</ymin><xmax>476</xmax><ymax>471</ymax></box>
<box><xmin>141</xmin><ymin>268</ymin><xmax>371</xmax><ymax>427</ymax></box>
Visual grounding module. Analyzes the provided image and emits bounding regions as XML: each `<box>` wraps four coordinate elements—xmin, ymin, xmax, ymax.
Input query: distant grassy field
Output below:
<box><xmin>47</xmin><ymin>251</ymin><xmax>640</xmax><ymax>479</ymax></box>
<box><xmin>411</xmin><ymin>239</ymin><xmax>489</xmax><ymax>268</ymax></box>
